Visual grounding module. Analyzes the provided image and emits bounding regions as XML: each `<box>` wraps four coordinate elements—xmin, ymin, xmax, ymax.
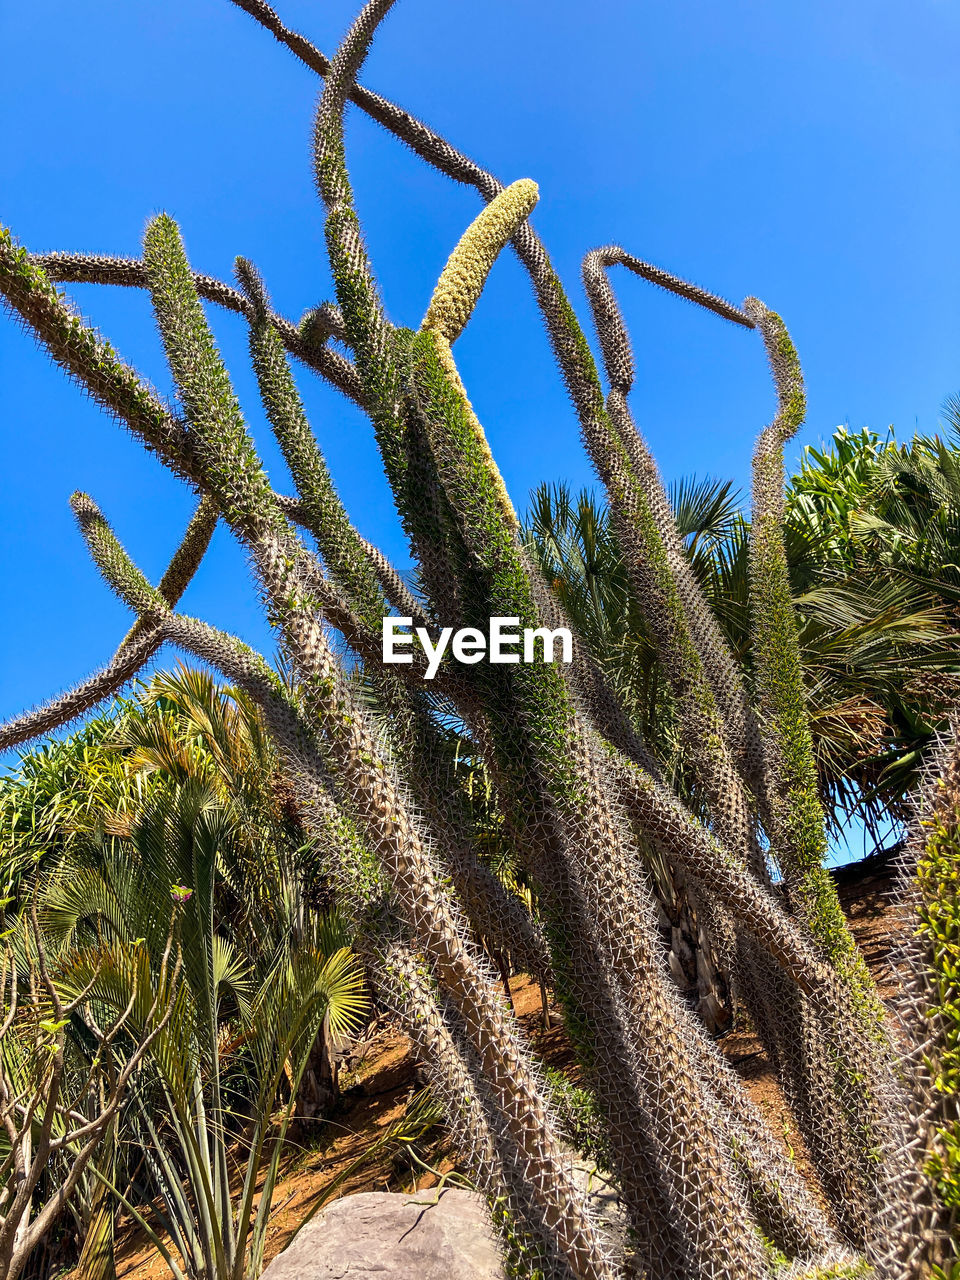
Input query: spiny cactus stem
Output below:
<box><xmin>691</xmin><ymin>1029</ymin><xmax>840</xmax><ymax>1257</ymax></box>
<box><xmin>313</xmin><ymin>0</ymin><xmax>397</xmax><ymax>400</ymax></box>
<box><xmin>582</xmin><ymin>246</ymin><xmax>753</xmax><ymax>397</ymax></box>
<box><xmin>583</xmin><ymin>391</ymin><xmax>767</xmax><ymax>871</ymax></box>
<box><xmin>422</xmin><ymin>179</ymin><xmax>539</xmax><ymax>343</ymax></box>
<box><xmin>230</xmin><ymin>0</ymin><xmax>635</xmax><ymax>442</ymax></box>
<box><xmin>0</xmin><ymin>495</ymin><xmax>217</xmax><ymax>751</ymax></box>
<box><xmin>273</xmin><ymin>494</ymin><xmax>454</xmax><ymax>694</ymax></box>
<box><xmin>293</xmin><ymin>757</ymin><xmax>569</xmax><ymax>1275</ymax></box>
<box><xmin>606</xmin><ymin>386</ymin><xmax>766</xmax><ymax>791</ymax></box>
<box><xmin>235</xmin><ymin>256</ymin><xmax>395</xmax><ymax>637</ymax></box>
<box><xmin>151</xmin><ymin>495</ymin><xmax>219</xmax><ymax>607</ymax></box>
<box><xmin>237</xmin><ymin>501</ymin><xmax>616</xmax><ymax>1277</ymax></box>
<box><xmin>736</xmin><ymin>301</ymin><xmax>918</xmax><ymax>1244</ymax></box>
<box><xmin>523</xmin><ymin>553</ymin><xmax>665</xmax><ymax>781</ymax></box>
<box><xmin>895</xmin><ymin>716</ymin><xmax>960</xmax><ymax>1275</ymax></box>
<box><xmin>404</xmin><ymin>280</ymin><xmax>768</xmax><ymax>1272</ymax></box>
<box><xmin>416</xmin><ymin>180</ymin><xmax>541</xmax><ymax>534</ymax></box>
<box><xmin>0</xmin><ymin>627</ymin><xmax>160</xmax><ymax>753</ymax></box>
<box><xmin>231</xmin><ymin>0</ymin><xmax>498</xmax><ymax>193</ymax></box>
<box><xmin>576</xmin><ymin>245</ymin><xmax>765</xmax><ymax>791</ymax></box>
<box><xmin>228</xmin><ymin>0</ymin><xmax>621</xmax><ymax>441</ymax></box>
<box><xmin>142</xmin><ymin>224</ymin><xmax>459</xmax><ymax>702</ymax></box>
<box><xmin>355</xmin><ymin>534</ymin><xmax>430</xmax><ymax>621</ymax></box>
<box><xmin>743</xmin><ymin>300</ymin><xmax>880</xmax><ymax>989</ymax></box>
<box><xmin>36</xmin><ymin>251</ymin><xmax>364</xmax><ymax>404</ymax></box>
<box><xmin>613</xmin><ymin>755</ymin><xmax>833</xmax><ymax>998</ymax></box>
<box><xmin>0</xmin><ymin>230</ymin><xmax>200</xmax><ymax>485</ymax></box>
<box><xmin>269</xmin><ymin>589</ymin><xmax>615</xmax><ymax>1278</ymax></box>
<box><xmin>377</xmin><ymin>942</ymin><xmax>572</xmax><ymax>1278</ymax></box>
<box><xmin>132</xmin><ymin>199</ymin><xmax>615</xmax><ymax>1280</ymax></box>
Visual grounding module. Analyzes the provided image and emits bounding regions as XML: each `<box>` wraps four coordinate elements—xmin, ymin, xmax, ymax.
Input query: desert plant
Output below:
<box><xmin>40</xmin><ymin>797</ymin><xmax>366</xmax><ymax>1280</ymax></box>
<box><xmin>2</xmin><ymin>668</ymin><xmax>370</xmax><ymax>1278</ymax></box>
<box><xmin>0</xmin><ymin>897</ymin><xmax>180</xmax><ymax>1280</ymax></box>
<box><xmin>0</xmin><ymin>2</ymin><xmax>951</xmax><ymax>1276</ymax></box>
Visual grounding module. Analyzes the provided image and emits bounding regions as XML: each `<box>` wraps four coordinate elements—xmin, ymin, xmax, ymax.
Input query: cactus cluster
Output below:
<box><xmin>0</xmin><ymin>2</ymin><xmax>954</xmax><ymax>1277</ymax></box>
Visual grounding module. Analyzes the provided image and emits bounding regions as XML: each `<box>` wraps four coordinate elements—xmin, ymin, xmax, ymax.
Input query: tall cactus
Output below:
<box><xmin>0</xmin><ymin>2</ymin><xmax>952</xmax><ymax>1276</ymax></box>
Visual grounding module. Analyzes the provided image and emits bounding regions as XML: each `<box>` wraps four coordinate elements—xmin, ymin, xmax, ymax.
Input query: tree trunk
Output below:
<box><xmin>293</xmin><ymin>1012</ymin><xmax>340</xmax><ymax>1127</ymax></box>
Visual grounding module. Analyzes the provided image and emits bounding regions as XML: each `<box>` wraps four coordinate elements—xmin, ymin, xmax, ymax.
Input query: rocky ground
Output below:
<box><xmin>96</xmin><ymin>853</ymin><xmax>907</xmax><ymax>1280</ymax></box>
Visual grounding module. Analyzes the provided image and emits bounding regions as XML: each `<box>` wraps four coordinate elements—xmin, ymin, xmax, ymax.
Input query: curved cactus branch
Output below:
<box><xmin>0</xmin><ymin>495</ymin><xmax>217</xmax><ymax>751</ymax></box>
<box><xmin>38</xmin><ymin>252</ymin><xmax>252</xmax><ymax>313</ymax></box>
<box><xmin>422</xmin><ymin>179</ymin><xmax>539</xmax><ymax>343</ymax></box>
<box><xmin>740</xmin><ymin>302</ymin><xmax>917</xmax><ymax>1242</ymax></box>
<box><xmin>35</xmin><ymin>252</ymin><xmax>363</xmax><ymax>405</ymax></box>
<box><xmin>231</xmin><ymin>0</ymin><xmax>499</xmax><ymax>195</ymax></box>
<box><xmin>0</xmin><ymin>229</ymin><xmax>199</xmax><ymax>485</ymax></box>
<box><xmin>743</xmin><ymin>299</ymin><xmax>876</xmax><ymax>981</ymax></box>
<box><xmin>309</xmin><ymin>2</ymin><xmax>475</xmax><ymax>628</ymax></box>
<box><xmin>227</xmin><ymin>0</ymin><xmax>618</xmax><ymax>431</ymax></box>
<box><xmin>149</xmin><ymin>495</ymin><xmax>220</xmax><ymax>605</ymax></box>
<box><xmin>312</xmin><ymin>0</ymin><xmax>397</xmax><ymax>382</ymax></box>
<box><xmin>70</xmin><ymin>494</ymin><xmax>166</xmax><ymax>618</ymax></box>
<box><xmin>582</xmin><ymin>247</ymin><xmax>753</xmax><ymax>398</ymax></box>
<box><xmin>581</xmin><ymin>247</ymin><xmax>765</xmax><ymax>793</ymax></box>
<box><xmin>235</xmin><ymin>256</ymin><xmax>390</xmax><ymax>630</ymax></box>
<box><xmin>420</xmin><ymin>179</ymin><xmax>540</xmax><ymax>531</ymax></box>
<box><xmin>0</xmin><ymin>628</ymin><xmax>158</xmax><ymax>753</ymax></box>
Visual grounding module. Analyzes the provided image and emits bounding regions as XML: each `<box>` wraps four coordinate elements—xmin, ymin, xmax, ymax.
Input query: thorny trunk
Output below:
<box><xmin>0</xmin><ymin>0</ymin><xmax>953</xmax><ymax>1274</ymax></box>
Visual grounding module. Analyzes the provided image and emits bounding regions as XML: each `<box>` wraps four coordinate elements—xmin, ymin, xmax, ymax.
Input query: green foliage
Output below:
<box><xmin>0</xmin><ymin>705</ymin><xmax>147</xmax><ymax>876</ymax></box>
<box><xmin>526</xmin><ymin>420</ymin><xmax>960</xmax><ymax>838</ymax></box>
<box><xmin>544</xmin><ymin>1068</ymin><xmax>610</xmax><ymax>1174</ymax></box>
<box><xmin>915</xmin><ymin>787</ymin><xmax>960</xmax><ymax>1264</ymax></box>
<box><xmin>4</xmin><ymin>668</ymin><xmax>366</xmax><ymax>1280</ymax></box>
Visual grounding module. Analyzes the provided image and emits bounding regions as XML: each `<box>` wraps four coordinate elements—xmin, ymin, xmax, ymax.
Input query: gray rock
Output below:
<box><xmin>260</xmin><ymin>1188</ymin><xmax>504</xmax><ymax>1280</ymax></box>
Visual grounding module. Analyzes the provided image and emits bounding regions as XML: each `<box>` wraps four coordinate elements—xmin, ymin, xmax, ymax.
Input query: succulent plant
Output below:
<box><xmin>0</xmin><ymin>2</ymin><xmax>953</xmax><ymax>1277</ymax></box>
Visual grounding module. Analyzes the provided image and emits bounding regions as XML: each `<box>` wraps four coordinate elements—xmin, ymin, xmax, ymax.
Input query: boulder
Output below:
<box><xmin>260</xmin><ymin>1188</ymin><xmax>504</xmax><ymax>1280</ymax></box>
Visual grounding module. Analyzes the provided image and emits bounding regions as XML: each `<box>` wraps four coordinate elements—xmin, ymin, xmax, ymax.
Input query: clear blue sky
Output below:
<box><xmin>1</xmin><ymin>0</ymin><xmax>958</xmax><ymax>771</ymax></box>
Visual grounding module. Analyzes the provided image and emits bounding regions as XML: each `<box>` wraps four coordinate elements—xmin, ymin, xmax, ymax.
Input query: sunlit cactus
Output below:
<box><xmin>0</xmin><ymin>1</ymin><xmax>954</xmax><ymax>1276</ymax></box>
<box><xmin>893</xmin><ymin>715</ymin><xmax>960</xmax><ymax>1278</ymax></box>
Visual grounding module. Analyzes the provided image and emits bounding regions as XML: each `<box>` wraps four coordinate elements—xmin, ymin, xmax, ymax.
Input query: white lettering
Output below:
<box><xmin>452</xmin><ymin>627</ymin><xmax>486</xmax><ymax>664</ymax></box>
<box><xmin>418</xmin><ymin>626</ymin><xmax>453</xmax><ymax>680</ymax></box>
<box><xmin>382</xmin><ymin>616</ymin><xmax>413</xmax><ymax>663</ymax></box>
<box><xmin>380</xmin><ymin>618</ymin><xmax>574</xmax><ymax>675</ymax></box>
<box><xmin>523</xmin><ymin>626</ymin><xmax>573</xmax><ymax>664</ymax></box>
<box><xmin>490</xmin><ymin>616</ymin><xmax>521</xmax><ymax>663</ymax></box>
